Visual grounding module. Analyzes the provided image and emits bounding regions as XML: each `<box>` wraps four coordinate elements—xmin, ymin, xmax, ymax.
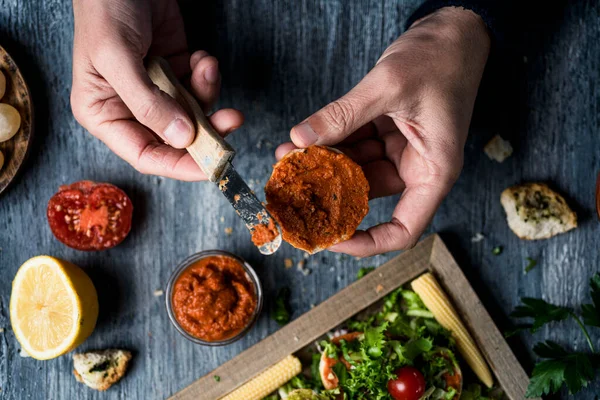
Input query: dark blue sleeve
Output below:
<box><xmin>406</xmin><ymin>1</ymin><xmax>511</xmax><ymax>47</ymax></box>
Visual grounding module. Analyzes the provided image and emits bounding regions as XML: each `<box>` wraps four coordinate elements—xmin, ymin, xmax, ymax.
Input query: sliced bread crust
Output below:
<box><xmin>72</xmin><ymin>349</ymin><xmax>132</xmax><ymax>391</ymax></box>
<box><xmin>500</xmin><ymin>183</ymin><xmax>577</xmax><ymax>240</ymax></box>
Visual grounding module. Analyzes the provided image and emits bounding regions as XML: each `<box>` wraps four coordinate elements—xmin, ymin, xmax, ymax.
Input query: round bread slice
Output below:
<box><xmin>265</xmin><ymin>146</ymin><xmax>369</xmax><ymax>254</ymax></box>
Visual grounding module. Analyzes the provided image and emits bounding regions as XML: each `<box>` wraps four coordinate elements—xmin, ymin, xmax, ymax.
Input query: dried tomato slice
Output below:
<box><xmin>47</xmin><ymin>181</ymin><xmax>133</xmax><ymax>251</ymax></box>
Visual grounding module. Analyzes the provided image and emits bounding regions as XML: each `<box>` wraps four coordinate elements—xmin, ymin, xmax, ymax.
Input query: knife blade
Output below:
<box><xmin>146</xmin><ymin>57</ymin><xmax>282</xmax><ymax>255</ymax></box>
<box><xmin>218</xmin><ymin>163</ymin><xmax>281</xmax><ymax>254</ymax></box>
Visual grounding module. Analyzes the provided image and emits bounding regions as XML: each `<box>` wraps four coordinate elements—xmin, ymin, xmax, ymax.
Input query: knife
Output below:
<box><xmin>146</xmin><ymin>57</ymin><xmax>281</xmax><ymax>255</ymax></box>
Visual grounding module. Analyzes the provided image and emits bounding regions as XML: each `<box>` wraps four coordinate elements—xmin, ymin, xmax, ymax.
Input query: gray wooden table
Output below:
<box><xmin>1</xmin><ymin>1</ymin><xmax>599</xmax><ymax>399</ymax></box>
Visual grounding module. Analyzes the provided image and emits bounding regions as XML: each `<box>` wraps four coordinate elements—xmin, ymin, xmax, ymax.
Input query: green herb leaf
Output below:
<box><xmin>213</xmin><ymin>375</ymin><xmax>221</xmax><ymax>382</ymax></box>
<box><xmin>271</xmin><ymin>287</ymin><xmax>292</xmax><ymax>326</ymax></box>
<box><xmin>460</xmin><ymin>384</ymin><xmax>482</xmax><ymax>400</ymax></box>
<box><xmin>563</xmin><ymin>353</ymin><xmax>594</xmax><ymax>393</ymax></box>
<box><xmin>533</xmin><ymin>341</ymin><xmax>569</xmax><ymax>358</ymax></box>
<box><xmin>511</xmin><ymin>298</ymin><xmax>571</xmax><ymax>332</ymax></box>
<box><xmin>526</xmin><ymin>359</ymin><xmax>566</xmax><ymax>397</ymax></box>
<box><xmin>320</xmin><ymin>341</ymin><xmax>338</xmax><ymax>359</ymax></box>
<box><xmin>525</xmin><ymin>257</ymin><xmax>537</xmax><ymax>273</ymax></box>
<box><xmin>526</xmin><ymin>341</ymin><xmax>595</xmax><ymax>396</ymax></box>
<box><xmin>444</xmin><ymin>387</ymin><xmax>457</xmax><ymax>400</ymax></box>
<box><xmin>362</xmin><ymin>322</ymin><xmax>388</xmax><ymax>359</ymax></box>
<box><xmin>504</xmin><ymin>324</ymin><xmax>533</xmax><ymax>338</ymax></box>
<box><xmin>582</xmin><ymin>273</ymin><xmax>600</xmax><ymax>327</ymax></box>
<box><xmin>332</xmin><ymin>362</ymin><xmax>348</xmax><ymax>386</ymax></box>
<box><xmin>492</xmin><ymin>246</ymin><xmax>503</xmax><ymax>255</ymax></box>
<box><xmin>403</xmin><ymin>337</ymin><xmax>433</xmax><ymax>361</ymax></box>
<box><xmin>89</xmin><ymin>360</ymin><xmax>111</xmax><ymax>373</ymax></box>
<box><xmin>310</xmin><ymin>353</ymin><xmax>324</xmax><ymax>390</ymax></box>
<box><xmin>390</xmin><ymin>337</ymin><xmax>433</xmax><ymax>364</ymax></box>
<box><xmin>356</xmin><ymin>267</ymin><xmax>375</xmax><ymax>280</ymax></box>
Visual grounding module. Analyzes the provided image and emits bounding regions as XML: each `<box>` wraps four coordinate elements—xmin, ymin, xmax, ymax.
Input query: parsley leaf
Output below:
<box><xmin>525</xmin><ymin>257</ymin><xmax>537</xmax><ymax>273</ymax></box>
<box><xmin>533</xmin><ymin>340</ymin><xmax>568</xmax><ymax>358</ymax></box>
<box><xmin>526</xmin><ymin>341</ymin><xmax>595</xmax><ymax>396</ymax></box>
<box><xmin>582</xmin><ymin>273</ymin><xmax>600</xmax><ymax>327</ymax></box>
<box><xmin>526</xmin><ymin>359</ymin><xmax>566</xmax><ymax>397</ymax></box>
<box><xmin>511</xmin><ymin>298</ymin><xmax>571</xmax><ymax>332</ymax></box>
<box><xmin>271</xmin><ymin>287</ymin><xmax>292</xmax><ymax>326</ymax></box>
<box><xmin>356</xmin><ymin>267</ymin><xmax>375</xmax><ymax>280</ymax></box>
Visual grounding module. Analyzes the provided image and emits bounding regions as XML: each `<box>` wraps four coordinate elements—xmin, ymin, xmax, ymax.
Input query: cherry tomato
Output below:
<box><xmin>387</xmin><ymin>366</ymin><xmax>426</xmax><ymax>400</ymax></box>
<box><xmin>47</xmin><ymin>181</ymin><xmax>133</xmax><ymax>251</ymax></box>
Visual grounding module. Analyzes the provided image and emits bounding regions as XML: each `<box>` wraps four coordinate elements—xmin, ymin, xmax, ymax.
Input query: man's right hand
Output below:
<box><xmin>70</xmin><ymin>0</ymin><xmax>243</xmax><ymax>180</ymax></box>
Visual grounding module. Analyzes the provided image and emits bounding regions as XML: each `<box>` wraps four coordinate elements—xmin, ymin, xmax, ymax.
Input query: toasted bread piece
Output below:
<box><xmin>484</xmin><ymin>135</ymin><xmax>513</xmax><ymax>163</ymax></box>
<box><xmin>72</xmin><ymin>349</ymin><xmax>132</xmax><ymax>391</ymax></box>
<box><xmin>265</xmin><ymin>146</ymin><xmax>369</xmax><ymax>254</ymax></box>
<box><xmin>500</xmin><ymin>183</ymin><xmax>577</xmax><ymax>240</ymax></box>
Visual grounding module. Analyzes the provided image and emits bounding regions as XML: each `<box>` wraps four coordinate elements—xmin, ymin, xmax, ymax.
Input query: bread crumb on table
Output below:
<box><xmin>296</xmin><ymin>260</ymin><xmax>311</xmax><ymax>276</ymax></box>
<box><xmin>224</xmin><ymin>227</ymin><xmax>233</xmax><ymax>235</ymax></box>
<box><xmin>471</xmin><ymin>233</ymin><xmax>485</xmax><ymax>243</ymax></box>
<box><xmin>284</xmin><ymin>258</ymin><xmax>293</xmax><ymax>269</ymax></box>
<box><xmin>153</xmin><ymin>289</ymin><xmax>163</xmax><ymax>297</ymax></box>
<box><xmin>73</xmin><ymin>349</ymin><xmax>132</xmax><ymax>391</ymax></box>
<box><xmin>484</xmin><ymin>135</ymin><xmax>513</xmax><ymax>162</ymax></box>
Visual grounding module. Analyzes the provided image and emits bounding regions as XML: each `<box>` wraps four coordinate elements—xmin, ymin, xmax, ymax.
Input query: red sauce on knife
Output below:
<box><xmin>171</xmin><ymin>255</ymin><xmax>257</xmax><ymax>341</ymax></box>
<box><xmin>251</xmin><ymin>218</ymin><xmax>278</xmax><ymax>247</ymax></box>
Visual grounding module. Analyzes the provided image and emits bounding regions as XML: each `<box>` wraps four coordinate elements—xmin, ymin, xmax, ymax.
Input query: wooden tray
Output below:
<box><xmin>0</xmin><ymin>45</ymin><xmax>34</xmax><ymax>195</ymax></box>
<box><xmin>171</xmin><ymin>234</ymin><xmax>533</xmax><ymax>399</ymax></box>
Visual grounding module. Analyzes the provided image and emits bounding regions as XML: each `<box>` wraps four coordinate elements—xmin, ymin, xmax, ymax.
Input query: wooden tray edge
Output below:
<box><xmin>171</xmin><ymin>234</ymin><xmax>533</xmax><ymax>399</ymax></box>
<box><xmin>428</xmin><ymin>235</ymin><xmax>535</xmax><ymax>399</ymax></box>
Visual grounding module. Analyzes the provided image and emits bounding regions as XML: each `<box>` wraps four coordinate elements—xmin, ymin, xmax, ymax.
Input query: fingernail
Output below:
<box><xmin>164</xmin><ymin>119</ymin><xmax>193</xmax><ymax>148</ymax></box>
<box><xmin>292</xmin><ymin>122</ymin><xmax>318</xmax><ymax>146</ymax></box>
<box><xmin>204</xmin><ymin>65</ymin><xmax>219</xmax><ymax>84</ymax></box>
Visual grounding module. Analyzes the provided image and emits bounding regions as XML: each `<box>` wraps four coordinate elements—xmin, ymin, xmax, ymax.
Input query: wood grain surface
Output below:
<box><xmin>176</xmin><ymin>235</ymin><xmax>532</xmax><ymax>400</ymax></box>
<box><xmin>0</xmin><ymin>45</ymin><xmax>34</xmax><ymax>195</ymax></box>
<box><xmin>0</xmin><ymin>0</ymin><xmax>599</xmax><ymax>399</ymax></box>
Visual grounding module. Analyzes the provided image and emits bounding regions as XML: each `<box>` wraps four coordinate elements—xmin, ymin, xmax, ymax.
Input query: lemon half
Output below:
<box><xmin>10</xmin><ymin>256</ymin><xmax>99</xmax><ymax>360</ymax></box>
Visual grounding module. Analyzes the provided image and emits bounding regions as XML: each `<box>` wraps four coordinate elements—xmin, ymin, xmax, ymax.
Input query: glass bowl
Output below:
<box><xmin>165</xmin><ymin>250</ymin><xmax>263</xmax><ymax>346</ymax></box>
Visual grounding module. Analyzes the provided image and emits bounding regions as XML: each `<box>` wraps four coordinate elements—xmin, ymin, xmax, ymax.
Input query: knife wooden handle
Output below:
<box><xmin>146</xmin><ymin>56</ymin><xmax>235</xmax><ymax>182</ymax></box>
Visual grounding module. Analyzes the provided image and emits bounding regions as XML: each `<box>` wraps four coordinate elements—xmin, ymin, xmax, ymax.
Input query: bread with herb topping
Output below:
<box><xmin>501</xmin><ymin>183</ymin><xmax>577</xmax><ymax>240</ymax></box>
<box><xmin>72</xmin><ymin>349</ymin><xmax>132</xmax><ymax>391</ymax></box>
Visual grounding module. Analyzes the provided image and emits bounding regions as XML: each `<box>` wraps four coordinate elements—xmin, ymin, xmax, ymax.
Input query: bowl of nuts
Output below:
<box><xmin>0</xmin><ymin>45</ymin><xmax>34</xmax><ymax>195</ymax></box>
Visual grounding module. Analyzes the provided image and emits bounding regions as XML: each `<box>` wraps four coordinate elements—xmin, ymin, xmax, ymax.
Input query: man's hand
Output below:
<box><xmin>276</xmin><ymin>7</ymin><xmax>491</xmax><ymax>257</ymax></box>
<box><xmin>71</xmin><ymin>0</ymin><xmax>243</xmax><ymax>180</ymax></box>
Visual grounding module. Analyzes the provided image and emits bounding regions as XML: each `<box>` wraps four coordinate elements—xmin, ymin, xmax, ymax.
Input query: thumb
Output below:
<box><xmin>94</xmin><ymin>47</ymin><xmax>195</xmax><ymax>148</ymax></box>
<box><xmin>291</xmin><ymin>68</ymin><xmax>388</xmax><ymax>147</ymax></box>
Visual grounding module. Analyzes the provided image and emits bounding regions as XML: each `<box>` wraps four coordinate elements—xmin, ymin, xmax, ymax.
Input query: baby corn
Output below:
<box><xmin>220</xmin><ymin>355</ymin><xmax>302</xmax><ymax>400</ymax></box>
<box><xmin>411</xmin><ymin>273</ymin><xmax>494</xmax><ymax>388</ymax></box>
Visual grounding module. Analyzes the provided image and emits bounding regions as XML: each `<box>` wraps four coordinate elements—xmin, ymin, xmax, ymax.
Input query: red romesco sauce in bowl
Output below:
<box><xmin>171</xmin><ymin>255</ymin><xmax>258</xmax><ymax>342</ymax></box>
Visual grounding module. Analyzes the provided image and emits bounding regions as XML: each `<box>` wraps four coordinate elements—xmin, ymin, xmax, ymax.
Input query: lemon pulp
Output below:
<box><xmin>10</xmin><ymin>256</ymin><xmax>98</xmax><ymax>360</ymax></box>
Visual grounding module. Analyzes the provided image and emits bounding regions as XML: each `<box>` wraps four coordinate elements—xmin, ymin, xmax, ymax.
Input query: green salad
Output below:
<box><xmin>263</xmin><ymin>288</ymin><xmax>505</xmax><ymax>400</ymax></box>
